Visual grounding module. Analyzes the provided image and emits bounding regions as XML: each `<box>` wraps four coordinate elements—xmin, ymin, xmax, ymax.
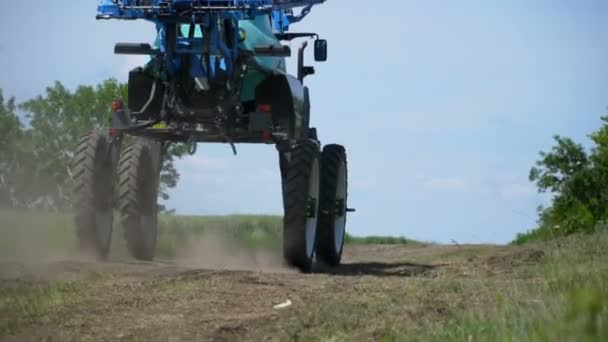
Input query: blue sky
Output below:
<box><xmin>1</xmin><ymin>1</ymin><xmax>607</xmax><ymax>243</ymax></box>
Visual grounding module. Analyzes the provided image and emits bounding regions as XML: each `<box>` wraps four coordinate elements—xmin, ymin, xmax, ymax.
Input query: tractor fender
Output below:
<box><xmin>255</xmin><ymin>74</ymin><xmax>306</xmax><ymax>139</ymax></box>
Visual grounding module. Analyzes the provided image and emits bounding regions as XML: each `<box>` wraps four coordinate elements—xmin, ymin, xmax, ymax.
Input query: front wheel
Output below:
<box><xmin>315</xmin><ymin>145</ymin><xmax>348</xmax><ymax>266</ymax></box>
<box><xmin>282</xmin><ymin>139</ymin><xmax>321</xmax><ymax>272</ymax></box>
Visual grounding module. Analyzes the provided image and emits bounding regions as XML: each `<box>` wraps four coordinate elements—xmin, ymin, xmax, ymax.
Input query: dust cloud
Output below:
<box><xmin>0</xmin><ymin>214</ymin><xmax>96</xmax><ymax>280</ymax></box>
<box><xmin>0</xmin><ymin>211</ymin><xmax>291</xmax><ymax>280</ymax></box>
<box><xmin>172</xmin><ymin>232</ymin><xmax>288</xmax><ymax>273</ymax></box>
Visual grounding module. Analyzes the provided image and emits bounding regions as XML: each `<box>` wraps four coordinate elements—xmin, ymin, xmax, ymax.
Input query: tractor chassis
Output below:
<box><xmin>75</xmin><ymin>101</ymin><xmax>350</xmax><ymax>273</ymax></box>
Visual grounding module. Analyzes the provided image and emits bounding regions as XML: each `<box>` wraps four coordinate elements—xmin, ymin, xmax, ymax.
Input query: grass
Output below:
<box><xmin>0</xmin><ymin>209</ymin><xmax>413</xmax><ymax>259</ymax></box>
<box><xmin>4</xmin><ymin>209</ymin><xmax>604</xmax><ymax>340</ymax></box>
<box><xmin>0</xmin><ymin>281</ymin><xmax>88</xmax><ymax>335</ymax></box>
<box><xmin>512</xmin><ymin>225</ymin><xmax>560</xmax><ymax>245</ymax></box>
<box><xmin>156</xmin><ymin>214</ymin><xmax>285</xmax><ymax>257</ymax></box>
<box><xmin>421</xmin><ymin>233</ymin><xmax>608</xmax><ymax>341</ymax></box>
<box><xmin>513</xmin><ymin>220</ymin><xmax>608</xmax><ymax>245</ymax></box>
<box><xmin>344</xmin><ymin>235</ymin><xmax>421</xmax><ymax>245</ymax></box>
<box><xmin>272</xmin><ymin>231</ymin><xmax>608</xmax><ymax>341</ymax></box>
<box><xmin>158</xmin><ymin>215</ymin><xmax>419</xmax><ymax>252</ymax></box>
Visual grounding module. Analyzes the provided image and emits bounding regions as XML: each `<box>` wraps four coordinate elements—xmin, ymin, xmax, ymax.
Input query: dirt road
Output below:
<box><xmin>0</xmin><ymin>243</ymin><xmax>543</xmax><ymax>341</ymax></box>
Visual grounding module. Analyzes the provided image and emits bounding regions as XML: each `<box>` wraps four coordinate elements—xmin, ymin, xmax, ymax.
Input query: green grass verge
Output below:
<box><xmin>512</xmin><ymin>220</ymin><xmax>608</xmax><ymax>245</ymax></box>
<box><xmin>422</xmin><ymin>233</ymin><xmax>608</xmax><ymax>341</ymax></box>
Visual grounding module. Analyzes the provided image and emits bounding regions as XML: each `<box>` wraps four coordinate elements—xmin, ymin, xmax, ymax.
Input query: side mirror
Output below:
<box><xmin>314</xmin><ymin>39</ymin><xmax>327</xmax><ymax>62</ymax></box>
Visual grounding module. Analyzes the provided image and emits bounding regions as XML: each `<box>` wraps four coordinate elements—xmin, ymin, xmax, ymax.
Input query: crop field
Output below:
<box><xmin>0</xmin><ymin>210</ymin><xmax>606</xmax><ymax>341</ymax></box>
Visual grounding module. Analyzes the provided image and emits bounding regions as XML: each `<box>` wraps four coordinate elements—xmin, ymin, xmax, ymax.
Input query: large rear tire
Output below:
<box><xmin>282</xmin><ymin>139</ymin><xmax>321</xmax><ymax>272</ymax></box>
<box><xmin>72</xmin><ymin>131</ymin><xmax>114</xmax><ymax>260</ymax></box>
<box><xmin>315</xmin><ymin>144</ymin><xmax>348</xmax><ymax>266</ymax></box>
<box><xmin>118</xmin><ymin>139</ymin><xmax>161</xmax><ymax>261</ymax></box>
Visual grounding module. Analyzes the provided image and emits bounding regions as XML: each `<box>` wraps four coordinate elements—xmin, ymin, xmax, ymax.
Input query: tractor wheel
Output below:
<box><xmin>278</xmin><ymin>149</ymin><xmax>290</xmax><ymax>185</ymax></box>
<box><xmin>315</xmin><ymin>144</ymin><xmax>348</xmax><ymax>266</ymax></box>
<box><xmin>282</xmin><ymin>139</ymin><xmax>321</xmax><ymax>272</ymax></box>
<box><xmin>72</xmin><ymin>131</ymin><xmax>115</xmax><ymax>260</ymax></box>
<box><xmin>118</xmin><ymin>139</ymin><xmax>161</xmax><ymax>261</ymax></box>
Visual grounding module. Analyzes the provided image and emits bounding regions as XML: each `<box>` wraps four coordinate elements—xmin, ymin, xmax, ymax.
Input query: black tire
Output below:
<box><xmin>72</xmin><ymin>131</ymin><xmax>114</xmax><ymax>260</ymax></box>
<box><xmin>118</xmin><ymin>139</ymin><xmax>161</xmax><ymax>261</ymax></box>
<box><xmin>282</xmin><ymin>139</ymin><xmax>321</xmax><ymax>272</ymax></box>
<box><xmin>277</xmin><ymin>146</ymin><xmax>290</xmax><ymax>186</ymax></box>
<box><xmin>315</xmin><ymin>145</ymin><xmax>348</xmax><ymax>266</ymax></box>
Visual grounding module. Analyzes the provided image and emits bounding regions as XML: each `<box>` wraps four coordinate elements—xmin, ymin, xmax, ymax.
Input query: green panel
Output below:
<box><xmin>238</xmin><ymin>15</ymin><xmax>286</xmax><ymax>102</ymax></box>
<box><xmin>240</xmin><ymin>70</ymin><xmax>267</xmax><ymax>102</ymax></box>
<box><xmin>239</xmin><ymin>16</ymin><xmax>286</xmax><ymax>73</ymax></box>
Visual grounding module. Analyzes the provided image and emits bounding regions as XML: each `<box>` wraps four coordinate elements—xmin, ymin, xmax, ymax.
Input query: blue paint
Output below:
<box><xmin>97</xmin><ymin>0</ymin><xmax>324</xmax><ymax>82</ymax></box>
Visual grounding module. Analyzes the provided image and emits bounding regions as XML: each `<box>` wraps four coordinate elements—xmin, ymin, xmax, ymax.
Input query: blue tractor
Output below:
<box><xmin>72</xmin><ymin>0</ymin><xmax>351</xmax><ymax>272</ymax></box>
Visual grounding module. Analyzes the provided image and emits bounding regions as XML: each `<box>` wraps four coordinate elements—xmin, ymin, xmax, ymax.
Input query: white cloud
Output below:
<box><xmin>423</xmin><ymin>176</ymin><xmax>467</xmax><ymax>192</ymax></box>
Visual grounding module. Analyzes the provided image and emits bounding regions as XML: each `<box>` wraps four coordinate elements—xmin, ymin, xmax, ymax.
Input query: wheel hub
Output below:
<box><xmin>306</xmin><ymin>197</ymin><xmax>317</xmax><ymax>218</ymax></box>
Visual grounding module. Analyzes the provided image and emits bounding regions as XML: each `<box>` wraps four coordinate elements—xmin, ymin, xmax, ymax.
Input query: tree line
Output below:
<box><xmin>0</xmin><ymin>79</ymin><xmax>183</xmax><ymax>211</ymax></box>
<box><xmin>516</xmin><ymin>115</ymin><xmax>608</xmax><ymax>243</ymax></box>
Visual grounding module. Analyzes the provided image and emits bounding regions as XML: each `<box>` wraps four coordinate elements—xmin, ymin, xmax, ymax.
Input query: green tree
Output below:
<box><xmin>18</xmin><ymin>80</ymin><xmax>127</xmax><ymax>208</ymax></box>
<box><xmin>5</xmin><ymin>79</ymin><xmax>184</xmax><ymax>210</ymax></box>
<box><xmin>520</xmin><ymin>115</ymin><xmax>608</xmax><ymax>243</ymax></box>
<box><xmin>588</xmin><ymin>116</ymin><xmax>608</xmax><ymax>219</ymax></box>
<box><xmin>529</xmin><ymin>135</ymin><xmax>599</xmax><ymax>236</ymax></box>
<box><xmin>158</xmin><ymin>143</ymin><xmax>188</xmax><ymax>212</ymax></box>
<box><xmin>529</xmin><ymin>135</ymin><xmax>589</xmax><ymax>194</ymax></box>
<box><xmin>0</xmin><ymin>90</ymin><xmax>22</xmax><ymax>206</ymax></box>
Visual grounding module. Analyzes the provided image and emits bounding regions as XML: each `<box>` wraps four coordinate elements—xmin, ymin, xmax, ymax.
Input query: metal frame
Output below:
<box><xmin>98</xmin><ymin>0</ymin><xmax>325</xmax><ymax>76</ymax></box>
<box><xmin>100</xmin><ymin>0</ymin><xmax>326</xmax><ymax>151</ymax></box>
